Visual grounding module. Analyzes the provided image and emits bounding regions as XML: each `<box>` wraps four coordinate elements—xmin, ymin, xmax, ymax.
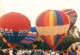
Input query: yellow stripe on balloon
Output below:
<box><xmin>2</xmin><ymin>37</ymin><xmax>7</xmax><ymax>43</ymax></box>
<box><xmin>0</xmin><ymin>33</ymin><xmax>2</xmax><ymax>37</ymax></box>
<box><xmin>49</xmin><ymin>11</ymin><xmax>54</xmax><ymax>46</ymax></box>
<box><xmin>7</xmin><ymin>43</ymin><xmax>11</xmax><ymax>48</ymax></box>
<box><xmin>49</xmin><ymin>11</ymin><xmax>54</xmax><ymax>26</ymax></box>
<box><xmin>73</xmin><ymin>45</ymin><xmax>75</xmax><ymax>50</ymax></box>
<box><xmin>53</xmin><ymin>11</ymin><xmax>57</xmax><ymax>26</ymax></box>
<box><xmin>69</xmin><ymin>47</ymin><xmax>71</xmax><ymax>51</ymax></box>
<box><xmin>76</xmin><ymin>42</ymin><xmax>79</xmax><ymax>45</ymax></box>
<box><xmin>78</xmin><ymin>46</ymin><xmax>80</xmax><ymax>50</ymax></box>
<box><xmin>52</xmin><ymin>11</ymin><xmax>57</xmax><ymax>45</ymax></box>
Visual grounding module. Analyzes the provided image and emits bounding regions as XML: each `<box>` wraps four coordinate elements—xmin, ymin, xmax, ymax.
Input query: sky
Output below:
<box><xmin>1</xmin><ymin>0</ymin><xmax>80</xmax><ymax>29</ymax></box>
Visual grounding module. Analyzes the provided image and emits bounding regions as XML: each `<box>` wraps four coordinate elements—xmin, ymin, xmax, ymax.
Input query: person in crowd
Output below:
<box><xmin>6</xmin><ymin>49</ymin><xmax>9</xmax><ymax>55</ymax></box>
<box><xmin>9</xmin><ymin>48</ymin><xmax>13</xmax><ymax>55</ymax></box>
<box><xmin>71</xmin><ymin>50</ymin><xmax>76</xmax><ymax>55</ymax></box>
<box><xmin>34</xmin><ymin>50</ymin><xmax>37</xmax><ymax>55</ymax></box>
<box><xmin>60</xmin><ymin>51</ymin><xmax>63</xmax><ymax>55</ymax></box>
<box><xmin>37</xmin><ymin>50</ymin><xmax>41</xmax><ymax>55</ymax></box>
<box><xmin>16</xmin><ymin>50</ymin><xmax>19</xmax><ymax>55</ymax></box>
<box><xmin>31</xmin><ymin>50</ymin><xmax>35</xmax><ymax>55</ymax></box>
<box><xmin>13</xmin><ymin>48</ymin><xmax>17</xmax><ymax>55</ymax></box>
<box><xmin>47</xmin><ymin>51</ymin><xmax>50</xmax><ymax>55</ymax></box>
<box><xmin>22</xmin><ymin>49</ymin><xmax>25</xmax><ymax>55</ymax></box>
<box><xmin>41</xmin><ymin>50</ymin><xmax>44</xmax><ymax>55</ymax></box>
<box><xmin>44</xmin><ymin>50</ymin><xmax>47</xmax><ymax>55</ymax></box>
<box><xmin>27</xmin><ymin>49</ymin><xmax>32</xmax><ymax>55</ymax></box>
<box><xmin>55</xmin><ymin>51</ymin><xmax>60</xmax><ymax>55</ymax></box>
<box><xmin>63</xmin><ymin>50</ymin><xmax>68</xmax><ymax>55</ymax></box>
<box><xmin>50</xmin><ymin>50</ymin><xmax>55</xmax><ymax>55</ymax></box>
<box><xmin>67</xmin><ymin>51</ymin><xmax>71</xmax><ymax>55</ymax></box>
<box><xmin>1</xmin><ymin>49</ymin><xmax>5</xmax><ymax>55</ymax></box>
<box><xmin>19</xmin><ymin>48</ymin><xmax>23</xmax><ymax>55</ymax></box>
<box><xmin>2</xmin><ymin>48</ymin><xmax>7</xmax><ymax>55</ymax></box>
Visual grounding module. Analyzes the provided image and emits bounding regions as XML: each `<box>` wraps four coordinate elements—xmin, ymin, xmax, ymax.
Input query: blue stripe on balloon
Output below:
<box><xmin>63</xmin><ymin>9</ymin><xmax>71</xmax><ymax>12</ymax></box>
<box><xmin>55</xmin><ymin>35</ymin><xmax>61</xmax><ymax>44</ymax></box>
<box><xmin>67</xmin><ymin>11</ymin><xmax>76</xmax><ymax>14</ymax></box>
<box><xmin>54</xmin><ymin>10</ymin><xmax>63</xmax><ymax>45</ymax></box>
<box><xmin>29</xmin><ymin>39</ymin><xmax>34</xmax><ymax>41</ymax></box>
<box><xmin>24</xmin><ymin>39</ymin><xmax>34</xmax><ymax>41</ymax></box>
<box><xmin>30</xmin><ymin>27</ymin><xmax>37</xmax><ymax>32</ymax></box>
<box><xmin>74</xmin><ymin>42</ymin><xmax>77</xmax><ymax>45</ymax></box>
<box><xmin>26</xmin><ymin>36</ymin><xmax>31</xmax><ymax>38</ymax></box>
<box><xmin>21</xmin><ymin>27</ymin><xmax>37</xmax><ymax>45</ymax></box>
<box><xmin>24</xmin><ymin>39</ymin><xmax>30</xmax><ymax>41</ymax></box>
<box><xmin>26</xmin><ymin>36</ymin><xmax>36</xmax><ymax>38</ymax></box>
<box><xmin>54</xmin><ymin>10</ymin><xmax>63</xmax><ymax>25</ymax></box>
<box><xmin>71</xmin><ymin>45</ymin><xmax>73</xmax><ymax>50</ymax></box>
<box><xmin>75</xmin><ymin>45</ymin><xmax>78</xmax><ymax>50</ymax></box>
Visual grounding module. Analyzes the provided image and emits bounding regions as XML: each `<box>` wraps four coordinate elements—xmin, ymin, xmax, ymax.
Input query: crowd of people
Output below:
<box><xmin>0</xmin><ymin>48</ymin><xmax>79</xmax><ymax>55</ymax></box>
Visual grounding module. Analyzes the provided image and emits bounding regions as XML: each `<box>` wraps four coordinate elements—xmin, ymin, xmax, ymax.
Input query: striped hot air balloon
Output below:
<box><xmin>0</xmin><ymin>12</ymin><xmax>31</xmax><ymax>48</ymax></box>
<box><xmin>68</xmin><ymin>42</ymin><xmax>80</xmax><ymax>51</ymax></box>
<box><xmin>35</xmin><ymin>10</ymin><xmax>70</xmax><ymax>50</ymax></box>
<box><xmin>21</xmin><ymin>27</ymin><xmax>37</xmax><ymax>46</ymax></box>
<box><xmin>62</xmin><ymin>9</ymin><xmax>77</xmax><ymax>29</ymax></box>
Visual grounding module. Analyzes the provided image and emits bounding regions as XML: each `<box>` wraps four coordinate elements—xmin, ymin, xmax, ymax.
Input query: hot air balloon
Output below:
<box><xmin>34</xmin><ymin>35</ymin><xmax>44</xmax><ymax>42</ymax></box>
<box><xmin>62</xmin><ymin>9</ymin><xmax>77</xmax><ymax>29</ymax></box>
<box><xmin>0</xmin><ymin>12</ymin><xmax>31</xmax><ymax>48</ymax></box>
<box><xmin>21</xmin><ymin>27</ymin><xmax>37</xmax><ymax>46</ymax></box>
<box><xmin>68</xmin><ymin>42</ymin><xmax>80</xmax><ymax>51</ymax></box>
<box><xmin>35</xmin><ymin>10</ymin><xmax>70</xmax><ymax>50</ymax></box>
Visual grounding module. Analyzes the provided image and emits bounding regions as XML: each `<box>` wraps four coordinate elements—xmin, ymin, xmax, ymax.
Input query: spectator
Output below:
<box><xmin>71</xmin><ymin>50</ymin><xmax>76</xmax><ymax>55</ymax></box>
<box><xmin>41</xmin><ymin>50</ymin><xmax>44</xmax><ymax>55</ymax></box>
<box><xmin>60</xmin><ymin>51</ymin><xmax>63</xmax><ymax>55</ymax></box>
<box><xmin>19</xmin><ymin>48</ymin><xmax>23</xmax><ymax>55</ymax></box>
<box><xmin>50</xmin><ymin>50</ymin><xmax>55</xmax><ymax>55</ymax></box>
<box><xmin>34</xmin><ymin>50</ymin><xmax>37</xmax><ymax>55</ymax></box>
<box><xmin>13</xmin><ymin>48</ymin><xmax>17</xmax><ymax>55</ymax></box>
<box><xmin>63</xmin><ymin>50</ymin><xmax>68</xmax><ymax>55</ymax></box>
<box><xmin>9</xmin><ymin>48</ymin><xmax>13</xmax><ymax>55</ymax></box>
<box><xmin>6</xmin><ymin>49</ymin><xmax>9</xmax><ymax>55</ymax></box>
<box><xmin>47</xmin><ymin>51</ymin><xmax>50</xmax><ymax>55</ymax></box>
<box><xmin>16</xmin><ymin>50</ymin><xmax>19</xmax><ymax>55</ymax></box>
<box><xmin>31</xmin><ymin>50</ymin><xmax>35</xmax><ymax>55</ymax></box>
<box><xmin>44</xmin><ymin>51</ymin><xmax>47</xmax><ymax>55</ymax></box>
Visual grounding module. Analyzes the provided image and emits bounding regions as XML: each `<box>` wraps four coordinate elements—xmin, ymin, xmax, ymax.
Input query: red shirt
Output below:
<box><xmin>63</xmin><ymin>53</ymin><xmax>68</xmax><ymax>55</ymax></box>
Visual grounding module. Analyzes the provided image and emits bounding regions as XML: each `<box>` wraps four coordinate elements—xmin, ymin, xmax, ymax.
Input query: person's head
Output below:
<box><xmin>72</xmin><ymin>50</ymin><xmax>75</xmax><ymax>52</ymax></box>
<box><xmin>10</xmin><ymin>48</ymin><xmax>13</xmax><ymax>50</ymax></box>
<box><xmin>17</xmin><ymin>50</ymin><xmax>19</xmax><ymax>52</ymax></box>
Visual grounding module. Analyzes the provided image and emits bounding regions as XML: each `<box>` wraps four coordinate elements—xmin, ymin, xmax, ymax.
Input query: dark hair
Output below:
<box><xmin>72</xmin><ymin>50</ymin><xmax>75</xmax><ymax>52</ymax></box>
<box><xmin>64</xmin><ymin>50</ymin><xmax>67</xmax><ymax>53</ymax></box>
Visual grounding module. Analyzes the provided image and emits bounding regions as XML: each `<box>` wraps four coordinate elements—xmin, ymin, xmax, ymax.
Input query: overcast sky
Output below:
<box><xmin>1</xmin><ymin>0</ymin><xmax>80</xmax><ymax>29</ymax></box>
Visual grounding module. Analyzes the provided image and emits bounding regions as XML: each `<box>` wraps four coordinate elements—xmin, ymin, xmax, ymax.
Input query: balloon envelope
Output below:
<box><xmin>21</xmin><ymin>27</ymin><xmax>37</xmax><ymax>46</ymax></box>
<box><xmin>36</xmin><ymin>10</ymin><xmax>70</xmax><ymax>50</ymax></box>
<box><xmin>62</xmin><ymin>9</ymin><xmax>77</xmax><ymax>29</ymax></box>
<box><xmin>68</xmin><ymin>42</ymin><xmax>80</xmax><ymax>51</ymax></box>
<box><xmin>0</xmin><ymin>12</ymin><xmax>31</xmax><ymax>48</ymax></box>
